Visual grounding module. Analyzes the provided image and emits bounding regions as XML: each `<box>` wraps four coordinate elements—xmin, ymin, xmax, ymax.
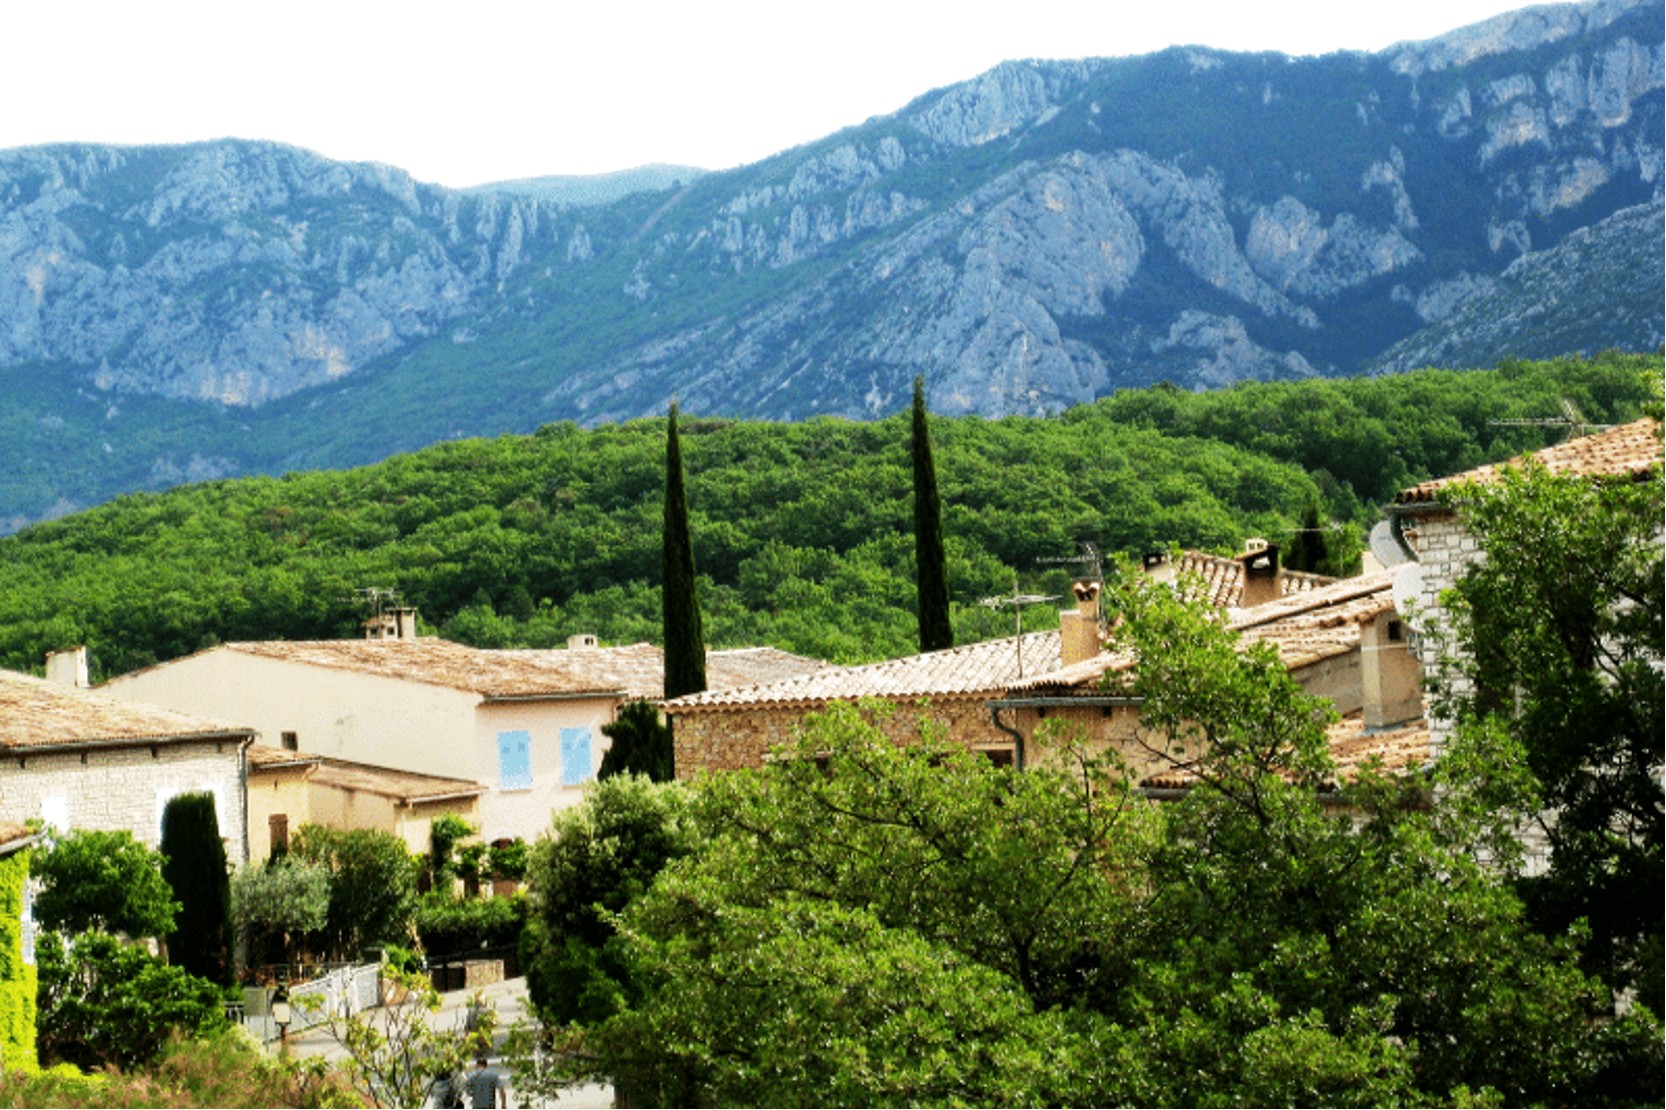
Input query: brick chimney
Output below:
<box><xmin>45</xmin><ymin>646</ymin><xmax>89</xmax><ymax>688</ymax></box>
<box><xmin>1237</xmin><ymin>541</ymin><xmax>1281</xmax><ymax>609</ymax></box>
<box><xmin>1060</xmin><ymin>579</ymin><xmax>1103</xmax><ymax>667</ymax></box>
<box><xmin>1360</xmin><ymin>609</ymin><xmax>1423</xmax><ymax>728</ymax></box>
<box><xmin>1142</xmin><ymin>550</ymin><xmax>1176</xmax><ymax>586</ymax></box>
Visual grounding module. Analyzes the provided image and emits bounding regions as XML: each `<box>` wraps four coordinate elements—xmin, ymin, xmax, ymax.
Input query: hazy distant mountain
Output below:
<box><xmin>462</xmin><ymin>164</ymin><xmax>710</xmax><ymax>207</ymax></box>
<box><xmin>0</xmin><ymin>0</ymin><xmax>1658</xmax><ymax>528</ymax></box>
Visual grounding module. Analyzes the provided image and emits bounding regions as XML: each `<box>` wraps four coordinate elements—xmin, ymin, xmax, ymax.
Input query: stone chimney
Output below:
<box><xmin>364</xmin><ymin>607</ymin><xmax>420</xmax><ymax>641</ymax></box>
<box><xmin>45</xmin><ymin>646</ymin><xmax>89</xmax><ymax>688</ymax></box>
<box><xmin>567</xmin><ymin>633</ymin><xmax>599</xmax><ymax>650</ymax></box>
<box><xmin>1059</xmin><ymin>579</ymin><xmax>1102</xmax><ymax>667</ymax></box>
<box><xmin>1360</xmin><ymin>609</ymin><xmax>1423</xmax><ymax>729</ymax></box>
<box><xmin>1142</xmin><ymin>550</ymin><xmax>1176</xmax><ymax>586</ymax></box>
<box><xmin>1237</xmin><ymin>541</ymin><xmax>1281</xmax><ymax>609</ymax></box>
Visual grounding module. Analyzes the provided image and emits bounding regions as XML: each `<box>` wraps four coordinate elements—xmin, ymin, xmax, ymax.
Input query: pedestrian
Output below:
<box><xmin>464</xmin><ymin>1054</ymin><xmax>506</xmax><ymax>1109</ymax></box>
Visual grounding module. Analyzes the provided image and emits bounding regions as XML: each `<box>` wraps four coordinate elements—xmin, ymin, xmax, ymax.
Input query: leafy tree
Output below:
<box><xmin>520</xmin><ymin>774</ymin><xmax>694</xmax><ymax>1028</ymax></box>
<box><xmin>597</xmin><ymin>700</ymin><xmax>674</xmax><ymax>782</ymax></box>
<box><xmin>661</xmin><ymin>402</ymin><xmax>706</xmax><ymax>699</ymax></box>
<box><xmin>35</xmin><ymin>931</ymin><xmax>230</xmax><ymax>1071</ymax></box>
<box><xmin>328</xmin><ymin>964</ymin><xmax>495</xmax><ymax>1109</ymax></box>
<box><xmin>30</xmin><ymin>829</ymin><xmax>178</xmax><ymax>940</ymax></box>
<box><xmin>289</xmin><ymin>826</ymin><xmax>420</xmax><ymax>961</ymax></box>
<box><xmin>229</xmin><ymin>857</ymin><xmax>330</xmax><ymax>968</ymax></box>
<box><xmin>1441</xmin><ymin>459</ymin><xmax>1665</xmax><ymax>1009</ymax></box>
<box><xmin>911</xmin><ymin>376</ymin><xmax>952</xmax><ymax>653</ymax></box>
<box><xmin>160</xmin><ymin>793</ymin><xmax>232</xmax><ymax>985</ymax></box>
<box><xmin>1283</xmin><ymin>497</ymin><xmax>1327</xmax><ymax>573</ymax></box>
<box><xmin>412</xmin><ymin>892</ymin><xmax>525</xmax><ymax>959</ymax></box>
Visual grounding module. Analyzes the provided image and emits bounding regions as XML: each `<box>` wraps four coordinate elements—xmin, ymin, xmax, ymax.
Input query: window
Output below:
<box><xmin>497</xmin><ymin>730</ymin><xmax>532</xmax><ymax>791</ymax></box>
<box><xmin>269</xmin><ymin>814</ymin><xmax>289</xmax><ymax>856</ymax></box>
<box><xmin>560</xmin><ymin>727</ymin><xmax>593</xmax><ymax>787</ymax></box>
<box><xmin>280</xmin><ymin>731</ymin><xmax>298</xmax><ymax>751</ymax></box>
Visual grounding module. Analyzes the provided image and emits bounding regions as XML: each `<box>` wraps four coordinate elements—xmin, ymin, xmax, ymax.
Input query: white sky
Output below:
<box><xmin>4</xmin><ymin>0</ymin><xmax>1537</xmax><ymax>188</ymax></box>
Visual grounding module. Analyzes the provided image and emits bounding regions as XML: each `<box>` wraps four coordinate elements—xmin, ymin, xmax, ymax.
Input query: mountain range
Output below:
<box><xmin>0</xmin><ymin>0</ymin><xmax>1659</xmax><ymax>530</ymax></box>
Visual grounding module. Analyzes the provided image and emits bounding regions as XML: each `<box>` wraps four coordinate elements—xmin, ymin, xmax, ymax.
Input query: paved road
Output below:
<box><xmin>274</xmin><ymin>975</ymin><xmax>613</xmax><ymax>1108</ymax></box>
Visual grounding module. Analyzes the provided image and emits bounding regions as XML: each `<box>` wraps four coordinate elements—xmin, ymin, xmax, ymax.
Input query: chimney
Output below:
<box><xmin>364</xmin><ymin>607</ymin><xmax>421</xmax><ymax>641</ymax></box>
<box><xmin>1059</xmin><ymin>580</ymin><xmax>1102</xmax><ymax>667</ymax></box>
<box><xmin>45</xmin><ymin>647</ymin><xmax>89</xmax><ymax>688</ymax></box>
<box><xmin>1360</xmin><ymin>609</ymin><xmax>1423</xmax><ymax>729</ymax></box>
<box><xmin>1238</xmin><ymin>541</ymin><xmax>1281</xmax><ymax>609</ymax></box>
<box><xmin>1142</xmin><ymin>550</ymin><xmax>1176</xmax><ymax>586</ymax></box>
<box><xmin>567</xmin><ymin>633</ymin><xmax>599</xmax><ymax>650</ymax></box>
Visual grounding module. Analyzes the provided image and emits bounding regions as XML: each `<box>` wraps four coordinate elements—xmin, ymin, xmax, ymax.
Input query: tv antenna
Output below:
<box><xmin>344</xmin><ymin>586</ymin><xmax>402</xmax><ymax>621</ymax></box>
<box><xmin>979</xmin><ymin>579</ymin><xmax>1061</xmax><ymax>678</ymax></box>
<box><xmin>1489</xmin><ymin>399</ymin><xmax>1614</xmax><ymax>441</ymax></box>
<box><xmin>1036</xmin><ymin>540</ymin><xmax>1103</xmax><ymax>583</ymax></box>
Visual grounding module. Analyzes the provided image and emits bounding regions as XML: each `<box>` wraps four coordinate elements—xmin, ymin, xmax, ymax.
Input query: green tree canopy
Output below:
<box><xmin>160</xmin><ymin>793</ymin><xmax>232</xmax><ymax>985</ymax></box>
<box><xmin>290</xmin><ymin>826</ymin><xmax>420</xmax><ymax>962</ymax></box>
<box><xmin>1441</xmin><ymin>457</ymin><xmax>1665</xmax><ymax>1010</ymax></box>
<box><xmin>30</xmin><ymin>829</ymin><xmax>178</xmax><ymax>940</ymax></box>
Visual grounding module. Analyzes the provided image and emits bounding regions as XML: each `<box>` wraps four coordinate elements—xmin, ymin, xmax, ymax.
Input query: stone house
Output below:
<box><xmin>1385</xmin><ymin>417</ymin><xmax>1662</xmax><ymax>757</ymax></box>
<box><xmin>0</xmin><ymin>665</ymin><xmax>252</xmax><ymax>859</ymax></box>
<box><xmin>100</xmin><ymin>628</ymin><xmax>823</xmax><ymax>843</ymax></box>
<box><xmin>668</xmin><ymin>557</ymin><xmax>1428</xmax><ymax>791</ymax></box>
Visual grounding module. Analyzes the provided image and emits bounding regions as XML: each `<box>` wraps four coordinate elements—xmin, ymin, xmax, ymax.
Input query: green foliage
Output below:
<box><xmin>289</xmin><ymin>826</ymin><xmax>420</xmax><ymax>961</ymax></box>
<box><xmin>228</xmin><ymin>857</ymin><xmax>330</xmax><ymax>968</ymax></box>
<box><xmin>412</xmin><ymin>892</ymin><xmax>525</xmax><ymax>958</ymax></box>
<box><xmin>35</xmin><ymin>931</ymin><xmax>231</xmax><ymax>1072</ymax></box>
<box><xmin>912</xmin><ymin>376</ymin><xmax>952</xmax><ymax>653</ymax></box>
<box><xmin>1441</xmin><ymin>459</ymin><xmax>1665</xmax><ymax>1009</ymax></box>
<box><xmin>0</xmin><ymin>356</ymin><xmax>1651</xmax><ymax>677</ymax></box>
<box><xmin>521</xmin><ymin>775</ymin><xmax>695</xmax><ymax>1027</ymax></box>
<box><xmin>487</xmin><ymin>837</ymin><xmax>529</xmax><ymax>881</ymax></box>
<box><xmin>159</xmin><ymin>794</ymin><xmax>232</xmax><ymax>986</ymax></box>
<box><xmin>524</xmin><ymin>580</ymin><xmax>1663</xmax><ymax>1107</ymax></box>
<box><xmin>30</xmin><ymin>830</ymin><xmax>177</xmax><ymax>941</ymax></box>
<box><xmin>328</xmin><ymin>964</ymin><xmax>495</xmax><ymax>1109</ymax></box>
<box><xmin>0</xmin><ymin>848</ymin><xmax>36</xmax><ymax>1072</ymax></box>
<box><xmin>0</xmin><ymin>1028</ymin><xmax>358</xmax><ymax>1108</ymax></box>
<box><xmin>597</xmin><ymin>700</ymin><xmax>674</xmax><ymax>782</ymax></box>
<box><xmin>661</xmin><ymin>402</ymin><xmax>707</xmax><ymax>698</ymax></box>
<box><xmin>427</xmin><ymin>812</ymin><xmax>477</xmax><ymax>892</ymax></box>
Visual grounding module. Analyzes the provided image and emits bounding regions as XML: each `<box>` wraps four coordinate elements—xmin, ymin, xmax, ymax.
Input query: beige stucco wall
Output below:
<box><xmin>247</xmin><ymin>767</ymin><xmax>314</xmax><ymax>862</ymax></box>
<box><xmin>0</xmin><ymin>741</ymin><xmax>248</xmax><ymax>860</ymax></box>
<box><xmin>476</xmin><ymin>698</ymin><xmax>621</xmax><ymax>842</ymax></box>
<box><xmin>101</xmin><ymin>649</ymin><xmax>614</xmax><ymax>844</ymax></box>
<box><xmin>102</xmin><ymin>650</ymin><xmax>481</xmax><ymax>777</ymax></box>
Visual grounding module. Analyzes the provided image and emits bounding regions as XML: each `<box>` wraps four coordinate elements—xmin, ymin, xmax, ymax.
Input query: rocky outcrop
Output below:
<box><xmin>0</xmin><ymin>0</ymin><xmax>1659</xmax><ymax>525</ymax></box>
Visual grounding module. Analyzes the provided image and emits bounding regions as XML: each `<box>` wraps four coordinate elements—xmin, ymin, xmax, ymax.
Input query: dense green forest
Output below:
<box><xmin>0</xmin><ymin>353</ymin><xmax>1654</xmax><ymax>679</ymax></box>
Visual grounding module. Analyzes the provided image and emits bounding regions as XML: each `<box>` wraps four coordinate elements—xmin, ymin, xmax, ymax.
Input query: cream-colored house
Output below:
<box><xmin>245</xmin><ymin>745</ymin><xmax>487</xmax><ymax>860</ymax></box>
<box><xmin>101</xmin><ymin>632</ymin><xmax>824</xmax><ymax>843</ymax></box>
<box><xmin>0</xmin><ymin>666</ymin><xmax>252</xmax><ymax>859</ymax></box>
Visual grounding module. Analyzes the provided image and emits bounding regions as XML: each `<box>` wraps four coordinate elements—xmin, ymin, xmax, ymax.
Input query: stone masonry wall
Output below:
<box><xmin>1402</xmin><ymin>512</ymin><xmax>1480</xmax><ymax>758</ymax></box>
<box><xmin>0</xmin><ymin>742</ymin><xmax>248</xmax><ymax>861</ymax></box>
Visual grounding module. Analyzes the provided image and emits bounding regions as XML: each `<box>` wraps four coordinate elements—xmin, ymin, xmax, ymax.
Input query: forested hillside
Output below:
<box><xmin>0</xmin><ymin>354</ymin><xmax>1654</xmax><ymax>679</ymax></box>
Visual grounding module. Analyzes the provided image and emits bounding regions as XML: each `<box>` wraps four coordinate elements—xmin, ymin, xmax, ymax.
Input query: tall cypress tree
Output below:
<box><xmin>662</xmin><ymin>401</ymin><xmax>707</xmax><ymax>699</ymax></box>
<box><xmin>912</xmin><ymin>376</ymin><xmax>953</xmax><ymax>653</ymax></box>
<box><xmin>159</xmin><ymin>792</ymin><xmax>232</xmax><ymax>985</ymax></box>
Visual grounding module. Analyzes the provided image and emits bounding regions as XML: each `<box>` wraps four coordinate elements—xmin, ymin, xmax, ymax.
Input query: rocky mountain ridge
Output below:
<box><xmin>0</xmin><ymin>0</ymin><xmax>1659</xmax><ymax>526</ymax></box>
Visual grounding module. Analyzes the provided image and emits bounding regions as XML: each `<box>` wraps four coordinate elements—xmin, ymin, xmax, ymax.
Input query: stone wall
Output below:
<box><xmin>0</xmin><ymin>742</ymin><xmax>247</xmax><ymax>861</ymax></box>
<box><xmin>674</xmin><ymin>697</ymin><xmax>1013</xmax><ymax>777</ymax></box>
<box><xmin>1401</xmin><ymin>511</ymin><xmax>1479</xmax><ymax>757</ymax></box>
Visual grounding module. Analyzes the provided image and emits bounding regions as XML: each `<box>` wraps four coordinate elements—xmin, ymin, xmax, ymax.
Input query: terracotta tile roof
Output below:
<box><xmin>0</xmin><ymin>669</ymin><xmax>251</xmax><ymax>752</ymax></box>
<box><xmin>308</xmin><ymin>757</ymin><xmax>486</xmax><ymax>805</ymax></box>
<box><xmin>1170</xmin><ymin>551</ymin><xmax>1335</xmax><ymax>609</ymax></box>
<box><xmin>245</xmin><ymin>743</ymin><xmax>322</xmax><ymax>773</ymax></box>
<box><xmin>1394</xmin><ymin>418</ymin><xmax>1662</xmax><ymax>506</ymax></box>
<box><xmin>666</xmin><ymin>632</ymin><xmax>1064</xmax><ymax>713</ymax></box>
<box><xmin>1011</xmin><ymin>572</ymin><xmax>1397</xmax><ymax>693</ymax></box>
<box><xmin>215</xmin><ymin>640</ymin><xmax>828</xmax><ymax>702</ymax></box>
<box><xmin>0</xmin><ymin>821</ymin><xmax>39</xmax><ymax>856</ymax></box>
<box><xmin>1139</xmin><ymin>713</ymin><xmax>1429</xmax><ymax>793</ymax></box>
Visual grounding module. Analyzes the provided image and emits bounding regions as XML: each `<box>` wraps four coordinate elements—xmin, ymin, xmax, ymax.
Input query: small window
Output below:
<box><xmin>498</xmin><ymin>731</ymin><xmax>533</xmax><ymax>791</ymax></box>
<box><xmin>280</xmin><ymin>731</ymin><xmax>298</xmax><ymax>751</ymax></box>
<box><xmin>560</xmin><ymin>727</ymin><xmax>593</xmax><ymax>787</ymax></box>
<box><xmin>981</xmin><ymin>748</ymin><xmax>1016</xmax><ymax>769</ymax></box>
<box><xmin>269</xmin><ymin>814</ymin><xmax>289</xmax><ymax>857</ymax></box>
<box><xmin>1387</xmin><ymin>620</ymin><xmax>1404</xmax><ymax>642</ymax></box>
